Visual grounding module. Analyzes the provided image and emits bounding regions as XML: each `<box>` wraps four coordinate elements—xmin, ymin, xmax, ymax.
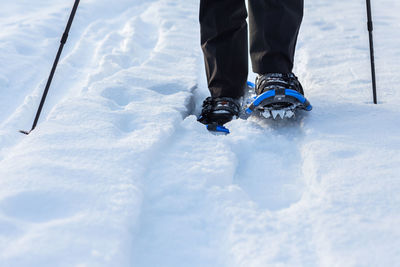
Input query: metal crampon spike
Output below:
<box><xmin>277</xmin><ymin>109</ymin><xmax>285</xmax><ymax>119</ymax></box>
<box><xmin>261</xmin><ymin>110</ymin><xmax>271</xmax><ymax>119</ymax></box>
<box><xmin>284</xmin><ymin>109</ymin><xmax>295</xmax><ymax>119</ymax></box>
<box><xmin>271</xmin><ymin>110</ymin><xmax>280</xmax><ymax>119</ymax></box>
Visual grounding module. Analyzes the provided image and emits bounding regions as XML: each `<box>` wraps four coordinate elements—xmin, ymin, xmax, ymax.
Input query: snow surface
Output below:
<box><xmin>1</xmin><ymin>0</ymin><xmax>400</xmax><ymax>266</ymax></box>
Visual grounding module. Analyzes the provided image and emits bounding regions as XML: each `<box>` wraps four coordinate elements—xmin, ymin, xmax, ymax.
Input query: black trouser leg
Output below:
<box><xmin>199</xmin><ymin>0</ymin><xmax>303</xmax><ymax>98</ymax></box>
<box><xmin>248</xmin><ymin>0</ymin><xmax>303</xmax><ymax>74</ymax></box>
<box><xmin>200</xmin><ymin>0</ymin><xmax>248</xmax><ymax>98</ymax></box>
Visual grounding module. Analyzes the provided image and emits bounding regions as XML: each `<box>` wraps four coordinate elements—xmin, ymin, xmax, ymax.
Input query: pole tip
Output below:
<box><xmin>19</xmin><ymin>130</ymin><xmax>31</xmax><ymax>135</ymax></box>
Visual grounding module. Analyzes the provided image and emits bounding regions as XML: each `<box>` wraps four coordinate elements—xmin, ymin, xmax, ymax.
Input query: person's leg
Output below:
<box><xmin>200</xmin><ymin>0</ymin><xmax>248</xmax><ymax>99</ymax></box>
<box><xmin>248</xmin><ymin>0</ymin><xmax>304</xmax><ymax>74</ymax></box>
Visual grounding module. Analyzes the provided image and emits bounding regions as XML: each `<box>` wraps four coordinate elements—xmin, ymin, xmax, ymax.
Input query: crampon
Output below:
<box><xmin>244</xmin><ymin>81</ymin><xmax>312</xmax><ymax>119</ymax></box>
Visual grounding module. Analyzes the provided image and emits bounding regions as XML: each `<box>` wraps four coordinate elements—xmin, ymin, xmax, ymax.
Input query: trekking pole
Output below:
<box><xmin>366</xmin><ymin>0</ymin><xmax>377</xmax><ymax>104</ymax></box>
<box><xmin>20</xmin><ymin>0</ymin><xmax>80</xmax><ymax>135</ymax></box>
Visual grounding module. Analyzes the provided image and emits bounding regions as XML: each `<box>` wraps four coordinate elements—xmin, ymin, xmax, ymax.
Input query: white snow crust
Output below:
<box><xmin>1</xmin><ymin>0</ymin><xmax>400</xmax><ymax>266</ymax></box>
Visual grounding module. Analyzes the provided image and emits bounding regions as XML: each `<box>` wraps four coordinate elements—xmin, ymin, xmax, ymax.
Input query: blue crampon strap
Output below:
<box><xmin>286</xmin><ymin>90</ymin><xmax>313</xmax><ymax>111</ymax></box>
<box><xmin>206</xmin><ymin>124</ymin><xmax>230</xmax><ymax>134</ymax></box>
<box><xmin>245</xmin><ymin>90</ymin><xmax>275</xmax><ymax>114</ymax></box>
<box><xmin>252</xmin><ymin>90</ymin><xmax>276</xmax><ymax>106</ymax></box>
<box><xmin>245</xmin><ymin>87</ymin><xmax>312</xmax><ymax>114</ymax></box>
<box><xmin>285</xmin><ymin>89</ymin><xmax>306</xmax><ymax>104</ymax></box>
<box><xmin>247</xmin><ymin>81</ymin><xmax>256</xmax><ymax>88</ymax></box>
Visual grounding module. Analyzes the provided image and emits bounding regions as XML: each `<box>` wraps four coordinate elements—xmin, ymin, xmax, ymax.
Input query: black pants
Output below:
<box><xmin>200</xmin><ymin>0</ymin><xmax>303</xmax><ymax>98</ymax></box>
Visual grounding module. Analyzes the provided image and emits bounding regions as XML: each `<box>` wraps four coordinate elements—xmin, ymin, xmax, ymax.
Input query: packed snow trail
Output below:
<box><xmin>1</xmin><ymin>0</ymin><xmax>400</xmax><ymax>266</ymax></box>
<box><xmin>1</xmin><ymin>0</ymin><xmax>199</xmax><ymax>266</ymax></box>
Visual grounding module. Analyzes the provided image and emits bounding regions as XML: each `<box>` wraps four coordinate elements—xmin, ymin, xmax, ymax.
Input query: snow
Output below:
<box><xmin>1</xmin><ymin>0</ymin><xmax>400</xmax><ymax>266</ymax></box>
